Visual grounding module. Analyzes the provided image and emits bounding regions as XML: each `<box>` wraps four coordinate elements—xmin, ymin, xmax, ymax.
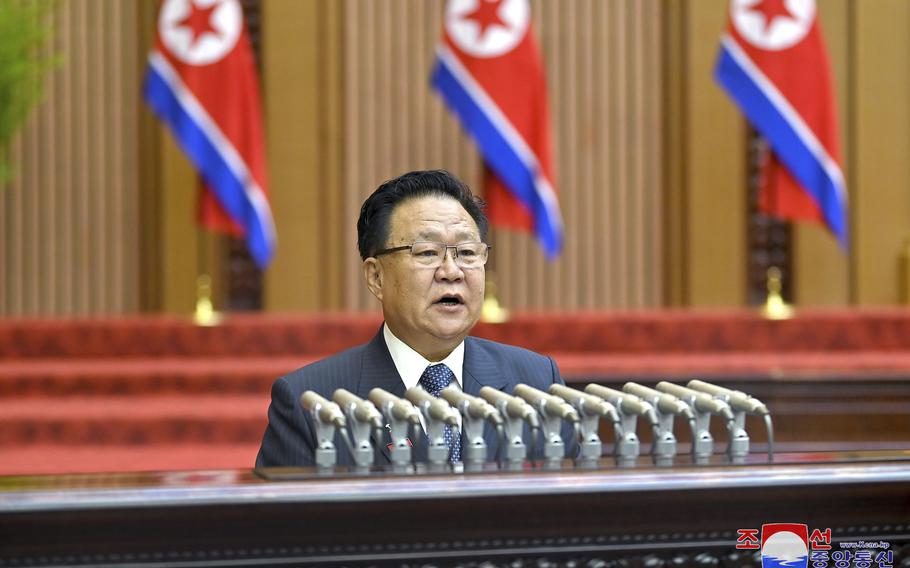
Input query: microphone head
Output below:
<box><xmin>300</xmin><ymin>391</ymin><xmax>346</xmax><ymax>428</ymax></box>
<box><xmin>586</xmin><ymin>384</ymin><xmax>652</xmax><ymax>417</ymax></box>
<box><xmin>407</xmin><ymin>387</ymin><xmax>459</xmax><ymax>425</ymax></box>
<box><xmin>550</xmin><ymin>384</ymin><xmax>619</xmax><ymax>421</ymax></box>
<box><xmin>369</xmin><ymin>388</ymin><xmax>421</xmax><ymax>424</ymax></box>
<box><xmin>333</xmin><ymin>388</ymin><xmax>383</xmax><ymax>427</ymax></box>
<box><xmin>440</xmin><ymin>386</ymin><xmax>503</xmax><ymax>425</ymax></box>
<box><xmin>623</xmin><ymin>382</ymin><xmax>660</xmax><ymax>400</ymax></box>
<box><xmin>688</xmin><ymin>380</ymin><xmax>769</xmax><ymax>416</ymax></box>
<box><xmin>480</xmin><ymin>386</ymin><xmax>537</xmax><ymax>422</ymax></box>
<box><xmin>513</xmin><ymin>384</ymin><xmax>578</xmax><ymax>421</ymax></box>
<box><xmin>688</xmin><ymin>380</ymin><xmax>770</xmax><ymax>415</ymax></box>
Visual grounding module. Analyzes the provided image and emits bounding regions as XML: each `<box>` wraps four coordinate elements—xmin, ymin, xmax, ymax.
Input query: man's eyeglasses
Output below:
<box><xmin>374</xmin><ymin>241</ymin><xmax>491</xmax><ymax>268</ymax></box>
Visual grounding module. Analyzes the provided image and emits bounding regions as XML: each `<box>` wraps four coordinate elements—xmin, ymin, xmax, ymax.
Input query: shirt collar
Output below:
<box><xmin>382</xmin><ymin>323</ymin><xmax>464</xmax><ymax>391</ymax></box>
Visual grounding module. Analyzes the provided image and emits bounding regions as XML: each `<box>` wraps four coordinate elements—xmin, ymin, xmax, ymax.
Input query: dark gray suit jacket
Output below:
<box><xmin>255</xmin><ymin>327</ymin><xmax>574</xmax><ymax>467</ymax></box>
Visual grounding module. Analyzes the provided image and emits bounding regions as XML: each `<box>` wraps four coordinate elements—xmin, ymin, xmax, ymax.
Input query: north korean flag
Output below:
<box><xmin>431</xmin><ymin>0</ymin><xmax>563</xmax><ymax>258</ymax></box>
<box><xmin>143</xmin><ymin>0</ymin><xmax>276</xmax><ymax>268</ymax></box>
<box><xmin>715</xmin><ymin>0</ymin><xmax>847</xmax><ymax>248</ymax></box>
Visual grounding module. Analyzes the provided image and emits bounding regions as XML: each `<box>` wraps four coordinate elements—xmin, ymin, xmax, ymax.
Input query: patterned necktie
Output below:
<box><xmin>418</xmin><ymin>363</ymin><xmax>461</xmax><ymax>463</ymax></box>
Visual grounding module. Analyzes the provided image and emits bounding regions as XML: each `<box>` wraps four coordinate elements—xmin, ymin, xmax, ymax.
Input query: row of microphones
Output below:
<box><xmin>297</xmin><ymin>380</ymin><xmax>773</xmax><ymax>472</ymax></box>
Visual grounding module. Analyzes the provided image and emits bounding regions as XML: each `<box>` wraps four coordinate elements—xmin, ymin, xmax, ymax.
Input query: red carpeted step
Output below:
<box><xmin>0</xmin><ymin>395</ymin><xmax>270</xmax><ymax>446</ymax></box>
<box><xmin>554</xmin><ymin>350</ymin><xmax>910</xmax><ymax>379</ymax></box>
<box><xmin>0</xmin><ymin>357</ymin><xmax>314</xmax><ymax>397</ymax></box>
<box><xmin>0</xmin><ymin>314</ymin><xmax>381</xmax><ymax>359</ymax></box>
<box><xmin>7</xmin><ymin>309</ymin><xmax>910</xmax><ymax>360</ymax></box>
<box><xmin>0</xmin><ymin>443</ymin><xmax>262</xmax><ymax>475</ymax></box>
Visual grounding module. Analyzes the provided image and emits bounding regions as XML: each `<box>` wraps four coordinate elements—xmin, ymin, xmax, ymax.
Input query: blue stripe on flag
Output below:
<box><xmin>431</xmin><ymin>58</ymin><xmax>562</xmax><ymax>258</ymax></box>
<box><xmin>714</xmin><ymin>44</ymin><xmax>847</xmax><ymax>248</ymax></box>
<box><xmin>142</xmin><ymin>64</ymin><xmax>274</xmax><ymax>268</ymax></box>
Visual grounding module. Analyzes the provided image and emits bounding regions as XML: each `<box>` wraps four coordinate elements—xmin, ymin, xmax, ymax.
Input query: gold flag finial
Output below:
<box><xmin>762</xmin><ymin>266</ymin><xmax>793</xmax><ymax>320</ymax></box>
<box><xmin>193</xmin><ymin>274</ymin><xmax>222</xmax><ymax>326</ymax></box>
<box><xmin>481</xmin><ymin>272</ymin><xmax>510</xmax><ymax>323</ymax></box>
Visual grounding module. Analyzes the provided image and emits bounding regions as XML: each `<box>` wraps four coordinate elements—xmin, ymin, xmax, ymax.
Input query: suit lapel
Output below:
<box><xmin>355</xmin><ymin>327</ymin><xmax>405</xmax><ymax>399</ymax></box>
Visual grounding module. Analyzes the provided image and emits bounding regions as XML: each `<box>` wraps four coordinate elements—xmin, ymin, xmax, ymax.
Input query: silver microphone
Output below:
<box><xmin>655</xmin><ymin>382</ymin><xmax>734</xmax><ymax>421</ymax></box>
<box><xmin>687</xmin><ymin>380</ymin><xmax>769</xmax><ymax>415</ymax></box>
<box><xmin>300</xmin><ymin>391</ymin><xmax>347</xmax><ymax>428</ymax></box>
<box><xmin>657</xmin><ymin>381</ymin><xmax>749</xmax><ymax>463</ymax></box>
<box><xmin>479</xmin><ymin>386</ymin><xmax>539</xmax><ymax>427</ymax></box>
<box><xmin>332</xmin><ymin>388</ymin><xmax>384</xmax><ymax>428</ymax></box>
<box><xmin>368</xmin><ymin>388</ymin><xmax>421</xmax><ymax>425</ymax></box>
<box><xmin>479</xmin><ymin>386</ymin><xmax>539</xmax><ymax>469</ymax></box>
<box><xmin>440</xmin><ymin>385</ymin><xmax>502</xmax><ymax>469</ymax></box>
<box><xmin>549</xmin><ymin>384</ymin><xmax>619</xmax><ymax>422</ymax></box>
<box><xmin>440</xmin><ymin>386</ymin><xmax>503</xmax><ymax>425</ymax></box>
<box><xmin>623</xmin><ymin>382</ymin><xmax>693</xmax><ymax>419</ymax></box>
<box><xmin>513</xmin><ymin>384</ymin><xmax>578</xmax><ymax>468</ymax></box>
<box><xmin>584</xmin><ymin>384</ymin><xmax>657</xmax><ymax>420</ymax></box>
<box><xmin>549</xmin><ymin>384</ymin><xmax>618</xmax><ymax>464</ymax></box>
<box><xmin>405</xmin><ymin>386</ymin><xmax>459</xmax><ymax>426</ymax></box>
<box><xmin>623</xmin><ymin>382</ymin><xmax>694</xmax><ymax>465</ymax></box>
<box><xmin>583</xmin><ymin>384</ymin><xmax>656</xmax><ymax>465</ymax></box>
<box><xmin>513</xmin><ymin>384</ymin><xmax>580</xmax><ymax>422</ymax></box>
<box><xmin>688</xmin><ymin>380</ymin><xmax>773</xmax><ymax>462</ymax></box>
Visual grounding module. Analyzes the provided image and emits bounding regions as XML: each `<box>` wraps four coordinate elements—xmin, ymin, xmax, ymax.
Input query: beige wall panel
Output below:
<box><xmin>321</xmin><ymin>0</ymin><xmax>346</xmax><ymax>310</ymax></box>
<box><xmin>0</xmin><ymin>0</ymin><xmax>141</xmax><ymax>316</ymax></box>
<box><xmin>137</xmin><ymin>0</ymin><xmax>164</xmax><ymax>312</ymax></box>
<box><xmin>159</xmin><ymin>135</ymin><xmax>198</xmax><ymax>314</ymax></box>
<box><xmin>684</xmin><ymin>1</ymin><xmax>746</xmax><ymax>307</ymax></box>
<box><xmin>792</xmin><ymin>0</ymin><xmax>849</xmax><ymax>306</ymax></box>
<box><xmin>263</xmin><ymin>0</ymin><xmax>323</xmax><ymax>311</ymax></box>
<box><xmin>663</xmin><ymin>0</ymin><xmax>687</xmax><ymax>306</ymax></box>
<box><xmin>852</xmin><ymin>0</ymin><xmax>910</xmax><ymax>305</ymax></box>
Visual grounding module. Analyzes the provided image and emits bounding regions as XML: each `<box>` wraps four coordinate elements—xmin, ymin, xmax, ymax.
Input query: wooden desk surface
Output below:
<box><xmin>2</xmin><ymin>451</ymin><xmax>909</xmax><ymax>566</ymax></box>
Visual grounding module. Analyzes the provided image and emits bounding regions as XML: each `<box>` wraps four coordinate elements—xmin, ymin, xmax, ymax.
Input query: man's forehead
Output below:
<box><xmin>388</xmin><ymin>195</ymin><xmax>479</xmax><ymax>238</ymax></box>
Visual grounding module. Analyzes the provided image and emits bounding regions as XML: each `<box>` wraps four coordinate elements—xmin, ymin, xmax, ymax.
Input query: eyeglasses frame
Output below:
<box><xmin>373</xmin><ymin>241</ymin><xmax>492</xmax><ymax>268</ymax></box>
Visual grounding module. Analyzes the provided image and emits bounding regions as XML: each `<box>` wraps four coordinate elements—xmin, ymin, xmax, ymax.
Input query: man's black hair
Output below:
<box><xmin>357</xmin><ymin>170</ymin><xmax>489</xmax><ymax>260</ymax></box>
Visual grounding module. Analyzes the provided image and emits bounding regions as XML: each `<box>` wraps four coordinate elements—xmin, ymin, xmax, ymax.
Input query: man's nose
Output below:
<box><xmin>436</xmin><ymin>247</ymin><xmax>463</xmax><ymax>278</ymax></box>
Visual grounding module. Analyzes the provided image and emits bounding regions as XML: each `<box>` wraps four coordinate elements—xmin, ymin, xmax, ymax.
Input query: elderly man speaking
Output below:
<box><xmin>256</xmin><ymin>170</ymin><xmax>572</xmax><ymax>468</ymax></box>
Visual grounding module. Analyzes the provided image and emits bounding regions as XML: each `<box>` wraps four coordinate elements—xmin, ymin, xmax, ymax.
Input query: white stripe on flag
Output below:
<box><xmin>436</xmin><ymin>45</ymin><xmax>563</xmax><ymax>235</ymax></box>
<box><xmin>148</xmin><ymin>51</ymin><xmax>277</xmax><ymax>248</ymax></box>
<box><xmin>720</xmin><ymin>35</ymin><xmax>846</xmax><ymax>207</ymax></box>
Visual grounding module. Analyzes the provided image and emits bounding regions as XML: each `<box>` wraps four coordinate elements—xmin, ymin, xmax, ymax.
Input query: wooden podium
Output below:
<box><xmin>2</xmin><ymin>450</ymin><xmax>909</xmax><ymax>567</ymax></box>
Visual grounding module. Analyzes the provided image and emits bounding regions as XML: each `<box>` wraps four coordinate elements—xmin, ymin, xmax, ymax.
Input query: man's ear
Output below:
<box><xmin>363</xmin><ymin>258</ymin><xmax>383</xmax><ymax>301</ymax></box>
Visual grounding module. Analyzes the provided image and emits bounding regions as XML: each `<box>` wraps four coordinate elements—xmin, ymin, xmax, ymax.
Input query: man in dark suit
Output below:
<box><xmin>256</xmin><ymin>170</ymin><xmax>572</xmax><ymax>468</ymax></box>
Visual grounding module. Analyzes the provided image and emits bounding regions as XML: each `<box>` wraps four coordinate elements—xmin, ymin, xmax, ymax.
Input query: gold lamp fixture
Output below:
<box><xmin>761</xmin><ymin>266</ymin><xmax>793</xmax><ymax>320</ymax></box>
<box><xmin>193</xmin><ymin>274</ymin><xmax>222</xmax><ymax>326</ymax></box>
<box><xmin>481</xmin><ymin>272</ymin><xmax>510</xmax><ymax>324</ymax></box>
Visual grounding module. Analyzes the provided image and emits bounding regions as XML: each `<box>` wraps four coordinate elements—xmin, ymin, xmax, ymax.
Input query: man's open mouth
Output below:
<box><xmin>435</xmin><ymin>295</ymin><xmax>463</xmax><ymax>306</ymax></box>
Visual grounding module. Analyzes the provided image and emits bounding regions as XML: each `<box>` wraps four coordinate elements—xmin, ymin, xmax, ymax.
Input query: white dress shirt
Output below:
<box><xmin>382</xmin><ymin>323</ymin><xmax>465</xmax><ymax>432</ymax></box>
<box><xmin>382</xmin><ymin>323</ymin><xmax>464</xmax><ymax>390</ymax></box>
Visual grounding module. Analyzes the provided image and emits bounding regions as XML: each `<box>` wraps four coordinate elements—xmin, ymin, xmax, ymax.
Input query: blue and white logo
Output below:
<box><xmin>761</xmin><ymin>523</ymin><xmax>809</xmax><ymax>568</ymax></box>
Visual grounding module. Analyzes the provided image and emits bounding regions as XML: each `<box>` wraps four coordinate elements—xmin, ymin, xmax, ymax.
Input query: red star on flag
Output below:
<box><xmin>178</xmin><ymin>0</ymin><xmax>221</xmax><ymax>47</ymax></box>
<box><xmin>749</xmin><ymin>0</ymin><xmax>795</xmax><ymax>33</ymax></box>
<box><xmin>462</xmin><ymin>0</ymin><xmax>509</xmax><ymax>42</ymax></box>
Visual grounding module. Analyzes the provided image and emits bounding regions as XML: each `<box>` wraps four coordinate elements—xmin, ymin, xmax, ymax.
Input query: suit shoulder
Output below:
<box><xmin>467</xmin><ymin>336</ymin><xmax>554</xmax><ymax>366</ymax></box>
<box><xmin>278</xmin><ymin>343</ymin><xmax>368</xmax><ymax>397</ymax></box>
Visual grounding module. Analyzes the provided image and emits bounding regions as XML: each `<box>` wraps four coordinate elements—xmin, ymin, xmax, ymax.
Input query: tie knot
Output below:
<box><xmin>418</xmin><ymin>363</ymin><xmax>455</xmax><ymax>397</ymax></box>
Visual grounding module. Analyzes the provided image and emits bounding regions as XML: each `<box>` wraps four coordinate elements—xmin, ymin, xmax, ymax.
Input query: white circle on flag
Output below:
<box><xmin>445</xmin><ymin>0</ymin><xmax>530</xmax><ymax>58</ymax></box>
<box><xmin>731</xmin><ymin>0</ymin><xmax>815</xmax><ymax>51</ymax></box>
<box><xmin>158</xmin><ymin>0</ymin><xmax>242</xmax><ymax>66</ymax></box>
<box><xmin>762</xmin><ymin>532</ymin><xmax>809</xmax><ymax>562</ymax></box>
